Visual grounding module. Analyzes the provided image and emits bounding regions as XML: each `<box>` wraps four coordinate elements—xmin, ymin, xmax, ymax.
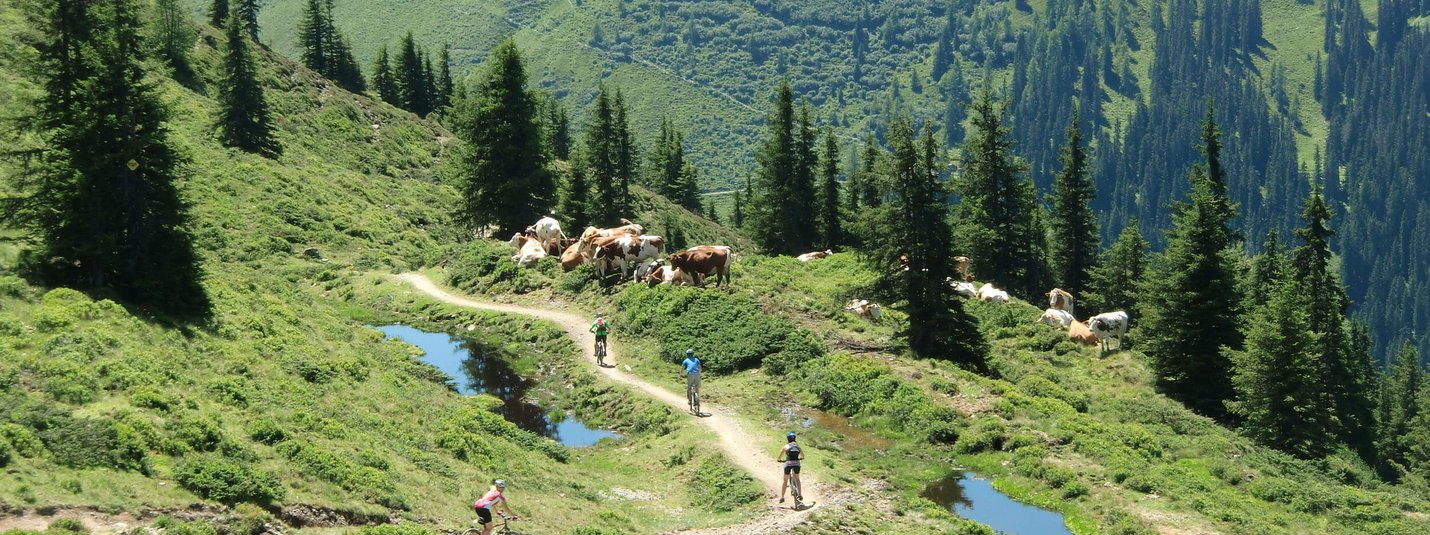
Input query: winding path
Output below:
<box><xmin>396</xmin><ymin>274</ymin><xmax>836</xmax><ymax>532</ymax></box>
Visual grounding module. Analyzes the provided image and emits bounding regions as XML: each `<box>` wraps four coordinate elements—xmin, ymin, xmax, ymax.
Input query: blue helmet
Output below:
<box><xmin>787</xmin><ymin>432</ymin><xmax>797</xmax><ymax>441</ymax></box>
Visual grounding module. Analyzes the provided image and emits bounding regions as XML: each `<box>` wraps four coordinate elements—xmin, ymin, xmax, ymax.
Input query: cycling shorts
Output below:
<box><xmin>475</xmin><ymin>507</ymin><xmax>493</xmax><ymax>525</ymax></box>
<box><xmin>685</xmin><ymin>372</ymin><xmax>701</xmax><ymax>391</ymax></box>
<box><xmin>784</xmin><ymin>464</ymin><xmax>801</xmax><ymax>475</ymax></box>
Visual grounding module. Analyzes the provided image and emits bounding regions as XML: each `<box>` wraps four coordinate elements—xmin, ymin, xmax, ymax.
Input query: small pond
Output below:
<box><xmin>922</xmin><ymin>471</ymin><xmax>1071</xmax><ymax>535</ymax></box>
<box><xmin>374</xmin><ymin>324</ymin><xmax>619</xmax><ymax>447</ymax></box>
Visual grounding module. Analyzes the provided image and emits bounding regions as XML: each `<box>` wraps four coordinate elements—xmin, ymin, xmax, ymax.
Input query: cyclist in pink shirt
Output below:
<box><xmin>471</xmin><ymin>479</ymin><xmax>519</xmax><ymax>534</ymax></box>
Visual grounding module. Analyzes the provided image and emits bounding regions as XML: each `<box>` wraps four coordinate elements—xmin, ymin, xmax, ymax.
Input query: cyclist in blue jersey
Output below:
<box><xmin>681</xmin><ymin>349</ymin><xmax>702</xmax><ymax>413</ymax></box>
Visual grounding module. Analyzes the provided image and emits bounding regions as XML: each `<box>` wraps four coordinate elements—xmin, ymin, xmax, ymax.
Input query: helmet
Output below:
<box><xmin>494</xmin><ymin>479</ymin><xmax>506</xmax><ymax>489</ymax></box>
<box><xmin>686</xmin><ymin>349</ymin><xmax>695</xmax><ymax>356</ymax></box>
<box><xmin>787</xmin><ymin>432</ymin><xmax>797</xmax><ymax>441</ymax></box>
<box><xmin>596</xmin><ymin>312</ymin><xmax>604</xmax><ymax>318</ymax></box>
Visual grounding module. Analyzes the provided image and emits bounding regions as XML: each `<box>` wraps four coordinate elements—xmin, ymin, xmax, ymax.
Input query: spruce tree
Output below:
<box><xmin>436</xmin><ymin>43</ymin><xmax>454</xmax><ymax>110</ymax></box>
<box><xmin>218</xmin><ymin>13</ymin><xmax>278</xmax><ymax>156</ymax></box>
<box><xmin>1139</xmin><ymin>112</ymin><xmax>1242</xmax><ymax>421</ymax></box>
<box><xmin>210</xmin><ymin>0</ymin><xmax>228</xmax><ymax>27</ymax></box>
<box><xmin>852</xmin><ymin>134</ymin><xmax>882</xmax><ymax>210</ymax></box>
<box><xmin>1228</xmin><ymin>280</ymin><xmax>1332</xmax><ymax>458</ymax></box>
<box><xmin>298</xmin><ymin>0</ymin><xmax>327</xmax><ymax>76</ymax></box>
<box><xmin>857</xmin><ymin>117</ymin><xmax>986</xmax><ymax>370</ymax></box>
<box><xmin>750</xmin><ymin>81</ymin><xmax>818</xmax><ymax>254</ymax></box>
<box><xmin>397</xmin><ymin>32</ymin><xmax>427</xmax><ymax>115</ymax></box>
<box><xmin>732</xmin><ymin>189</ymin><xmax>745</xmax><ymax>228</ymax></box>
<box><xmin>954</xmin><ymin>88</ymin><xmax>1047</xmax><ymax>300</ymax></box>
<box><xmin>613</xmin><ymin>89</ymin><xmax>635</xmax><ymax>219</ymax></box>
<box><xmin>1084</xmin><ymin>220</ymin><xmax>1147</xmax><ymax>319</ymax></box>
<box><xmin>791</xmin><ymin>101</ymin><xmax>819</xmax><ymax>250</ymax></box>
<box><xmin>585</xmin><ymin>86</ymin><xmax>618</xmax><ymax>225</ymax></box>
<box><xmin>328</xmin><ymin>32</ymin><xmax>365</xmax><ymax>93</ymax></box>
<box><xmin>1377</xmin><ymin>342</ymin><xmax>1423</xmax><ymax>480</ymax></box>
<box><xmin>1246</xmin><ymin>230</ymin><xmax>1287</xmax><ymax>308</ymax></box>
<box><xmin>558</xmin><ymin>151</ymin><xmax>591</xmax><ymax>232</ymax></box>
<box><xmin>1048</xmin><ymin>111</ymin><xmax>1098</xmax><ymax>294</ymax></box>
<box><xmin>17</xmin><ymin>0</ymin><xmax>208</xmax><ymax>316</ymax></box>
<box><xmin>421</xmin><ymin>52</ymin><xmax>437</xmax><ymax>112</ymax></box>
<box><xmin>151</xmin><ymin>0</ymin><xmax>194</xmax><ymax>83</ymax></box>
<box><xmin>371</xmin><ymin>45</ymin><xmax>399</xmax><ymax>106</ymax></box>
<box><xmin>234</xmin><ymin>0</ymin><xmax>261</xmax><ymax>43</ymax></box>
<box><xmin>819</xmin><ymin>128</ymin><xmax>842</xmax><ymax>249</ymax></box>
<box><xmin>452</xmin><ymin>39</ymin><xmax>553</xmax><ymax>236</ymax></box>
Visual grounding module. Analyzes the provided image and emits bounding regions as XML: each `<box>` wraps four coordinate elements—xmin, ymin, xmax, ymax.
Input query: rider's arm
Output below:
<box><xmin>500</xmin><ymin>496</ymin><xmax>517</xmax><ymax>518</ymax></box>
<box><xmin>799</xmin><ymin>448</ymin><xmax>805</xmax><ymax>460</ymax></box>
<box><xmin>776</xmin><ymin>444</ymin><xmax>787</xmax><ymax>461</ymax></box>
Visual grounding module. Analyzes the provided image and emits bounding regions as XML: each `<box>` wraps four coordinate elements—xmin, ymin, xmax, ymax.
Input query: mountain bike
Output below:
<box><xmin>595</xmin><ymin>338</ymin><xmax>607</xmax><ymax>367</ymax></box>
<box><xmin>685</xmin><ymin>375</ymin><xmax>701</xmax><ymax>416</ymax></box>
<box><xmin>462</xmin><ymin>513</ymin><xmax>524</xmax><ymax>535</ymax></box>
<box><xmin>782</xmin><ymin>464</ymin><xmax>805</xmax><ymax>509</ymax></box>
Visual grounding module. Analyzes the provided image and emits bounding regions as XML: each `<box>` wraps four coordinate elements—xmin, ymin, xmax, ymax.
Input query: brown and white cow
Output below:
<box><xmin>1067</xmin><ymin>320</ymin><xmax>1099</xmax><ymax>346</ymax></box>
<box><xmin>1087</xmin><ymin>311</ymin><xmax>1129</xmax><ymax>353</ymax></box>
<box><xmin>529</xmin><ymin>216</ymin><xmax>565</xmax><ymax>243</ymax></box>
<box><xmin>976</xmin><ymin>283</ymin><xmax>1009</xmax><ymax>303</ymax></box>
<box><xmin>669</xmin><ymin>246</ymin><xmax>733</xmax><ymax>287</ymax></box>
<box><xmin>948</xmin><ymin>278</ymin><xmax>977</xmax><ymax>297</ymax></box>
<box><xmin>953</xmin><ymin>256</ymin><xmax>973</xmax><ymax>281</ymax></box>
<box><xmin>797</xmin><ymin>250</ymin><xmax>833</xmax><ymax>262</ymax></box>
<box><xmin>1038</xmin><ymin>308</ymin><xmax>1076</xmax><ymax>329</ymax></box>
<box><xmin>509</xmin><ymin>234</ymin><xmax>547</xmax><ymax>267</ymax></box>
<box><xmin>559</xmin><ymin>242</ymin><xmax>589</xmax><ymax>272</ymax></box>
<box><xmin>1047</xmin><ymin>288</ymin><xmax>1075</xmax><ymax>316</ymax></box>
<box><xmin>592</xmin><ymin>235</ymin><xmax>641</xmax><ymax>280</ymax></box>
<box><xmin>647</xmin><ymin>264</ymin><xmax>695</xmax><ymax>287</ymax></box>
<box><xmin>845</xmin><ymin>299</ymin><xmax>883</xmax><ymax>322</ymax></box>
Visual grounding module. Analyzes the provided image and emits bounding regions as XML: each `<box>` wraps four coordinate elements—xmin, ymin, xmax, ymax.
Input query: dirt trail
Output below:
<box><xmin>396</xmin><ymin>274</ymin><xmax>840</xmax><ymax>532</ymax></box>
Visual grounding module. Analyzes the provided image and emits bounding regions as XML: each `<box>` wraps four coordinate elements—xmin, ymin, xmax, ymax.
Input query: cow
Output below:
<box><xmin>797</xmin><ymin>250</ymin><xmax>833</xmax><ymax>262</ymax></box>
<box><xmin>634</xmin><ymin>258</ymin><xmax>664</xmax><ymax>282</ymax></box>
<box><xmin>1067</xmin><ymin>320</ymin><xmax>1099</xmax><ymax>345</ymax></box>
<box><xmin>845</xmin><ymin>299</ymin><xmax>883</xmax><ymax>322</ymax></box>
<box><xmin>559</xmin><ymin>242</ymin><xmax>590</xmax><ymax>272</ymax></box>
<box><xmin>1038</xmin><ymin>308</ymin><xmax>1076</xmax><ymax>329</ymax></box>
<box><xmin>579</xmin><ymin>224</ymin><xmax>644</xmax><ymax>243</ymax></box>
<box><xmin>542</xmin><ymin>238</ymin><xmax>564</xmax><ymax>257</ymax></box>
<box><xmin>954</xmin><ymin>256</ymin><xmax>973</xmax><ymax>281</ymax></box>
<box><xmin>948</xmin><ymin>279</ymin><xmax>977</xmax><ymax>298</ymax></box>
<box><xmin>668</xmin><ymin>246</ymin><xmax>733</xmax><ymax>287</ymax></box>
<box><xmin>1047</xmin><ymin>288</ymin><xmax>1075</xmax><ymax>316</ymax></box>
<box><xmin>647</xmin><ymin>265</ymin><xmax>695</xmax><ymax>287</ymax></box>
<box><xmin>635</xmin><ymin>235</ymin><xmax>665</xmax><ymax>262</ymax></box>
<box><xmin>593</xmin><ymin>235</ymin><xmax>641</xmax><ymax>280</ymax></box>
<box><xmin>509</xmin><ymin>235</ymin><xmax>547</xmax><ymax>267</ymax></box>
<box><xmin>530</xmin><ymin>216</ymin><xmax>565</xmax><ymax>243</ymax></box>
<box><xmin>976</xmin><ymin>283</ymin><xmax>1009</xmax><ymax>303</ymax></box>
<box><xmin>1087</xmin><ymin>311</ymin><xmax>1130</xmax><ymax>353</ymax></box>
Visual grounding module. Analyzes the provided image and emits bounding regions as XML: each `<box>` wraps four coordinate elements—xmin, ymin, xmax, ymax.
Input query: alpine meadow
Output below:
<box><xmin>1</xmin><ymin>0</ymin><xmax>1429</xmax><ymax>534</ymax></box>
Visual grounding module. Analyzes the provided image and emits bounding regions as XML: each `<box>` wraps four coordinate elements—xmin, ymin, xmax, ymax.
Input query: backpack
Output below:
<box><xmin>785</xmin><ymin>443</ymin><xmax>801</xmax><ymax>462</ymax></box>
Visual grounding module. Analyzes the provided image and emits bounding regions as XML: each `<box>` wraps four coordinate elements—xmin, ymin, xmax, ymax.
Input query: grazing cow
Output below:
<box><xmin>668</xmin><ymin>247</ymin><xmax>733</xmax><ymax>287</ymax></box>
<box><xmin>899</xmin><ymin>254</ymin><xmax>910</xmax><ymax>272</ymax></box>
<box><xmin>634</xmin><ymin>259</ymin><xmax>664</xmax><ymax>281</ymax></box>
<box><xmin>635</xmin><ymin>235</ymin><xmax>665</xmax><ymax>262</ymax></box>
<box><xmin>948</xmin><ymin>279</ymin><xmax>977</xmax><ymax>297</ymax></box>
<box><xmin>1067</xmin><ymin>320</ymin><xmax>1099</xmax><ymax>345</ymax></box>
<box><xmin>976</xmin><ymin>283</ymin><xmax>1010</xmax><ymax>303</ymax></box>
<box><xmin>593</xmin><ymin>235</ymin><xmax>641</xmax><ymax>280</ymax></box>
<box><xmin>579</xmin><ymin>224</ymin><xmax>644</xmax><ymax>244</ymax></box>
<box><xmin>1047</xmin><ymin>288</ymin><xmax>1075</xmax><ymax>316</ymax></box>
<box><xmin>1038</xmin><ymin>308</ymin><xmax>1076</xmax><ymax>329</ymax></box>
<box><xmin>954</xmin><ymin>256</ymin><xmax>973</xmax><ymax>281</ymax></box>
<box><xmin>530</xmin><ymin>216</ymin><xmax>565</xmax><ymax>243</ymax></box>
<box><xmin>797</xmin><ymin>250</ymin><xmax>833</xmax><ymax>262</ymax></box>
<box><xmin>542</xmin><ymin>238</ymin><xmax>564</xmax><ymax>257</ymax></box>
<box><xmin>1087</xmin><ymin>311</ymin><xmax>1130</xmax><ymax>353</ymax></box>
<box><xmin>509</xmin><ymin>235</ymin><xmax>547</xmax><ymax>267</ymax></box>
<box><xmin>559</xmin><ymin>242</ymin><xmax>589</xmax><ymax>272</ymax></box>
<box><xmin>647</xmin><ymin>265</ymin><xmax>695</xmax><ymax>287</ymax></box>
<box><xmin>845</xmin><ymin>299</ymin><xmax>883</xmax><ymax>322</ymax></box>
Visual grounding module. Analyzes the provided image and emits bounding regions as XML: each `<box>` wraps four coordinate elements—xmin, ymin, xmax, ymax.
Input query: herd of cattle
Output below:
<box><xmin>504</xmin><ymin>216</ymin><xmax>1128</xmax><ymax>353</ymax></box>
<box><xmin>507</xmin><ymin>216</ymin><xmax>734</xmax><ymax>287</ymax></box>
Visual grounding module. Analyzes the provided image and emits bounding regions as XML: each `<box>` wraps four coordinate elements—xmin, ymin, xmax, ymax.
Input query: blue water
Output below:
<box><xmin>922</xmin><ymin>472</ymin><xmax>1071</xmax><ymax>535</ymax></box>
<box><xmin>373</xmin><ymin>324</ymin><xmax>619</xmax><ymax>447</ymax></box>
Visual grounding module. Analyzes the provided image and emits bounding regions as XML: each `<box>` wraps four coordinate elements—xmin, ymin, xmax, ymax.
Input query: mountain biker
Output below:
<box><xmin>589</xmin><ymin>312</ymin><xmax>609</xmax><ymax>358</ymax></box>
<box><xmin>776</xmin><ymin>432</ymin><xmax>805</xmax><ymax>504</ymax></box>
<box><xmin>681</xmin><ymin>349</ymin><xmax>702</xmax><ymax>412</ymax></box>
<box><xmin>472</xmin><ymin>479</ymin><xmax>519</xmax><ymax>534</ymax></box>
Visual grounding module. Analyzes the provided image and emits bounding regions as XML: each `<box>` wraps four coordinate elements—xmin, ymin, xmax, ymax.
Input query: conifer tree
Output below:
<box><xmin>857</xmin><ymin>117</ymin><xmax>986</xmax><ymax>370</ymax></box>
<box><xmin>543</xmin><ymin>98</ymin><xmax>571</xmax><ymax>161</ymax></box>
<box><xmin>1084</xmin><ymin>220</ymin><xmax>1147</xmax><ymax>319</ymax></box>
<box><xmin>452</xmin><ymin>39</ymin><xmax>553</xmax><ymax>236</ymax></box>
<box><xmin>210</xmin><ymin>0</ymin><xmax>228</xmax><ymax>27</ymax></box>
<box><xmin>327</xmin><ymin>32</ymin><xmax>364</xmax><ymax>92</ymax></box>
<box><xmin>585</xmin><ymin>87</ymin><xmax>618</xmax><ymax>225</ymax></box>
<box><xmin>298</xmin><ymin>0</ymin><xmax>327</xmax><ymax>75</ymax></box>
<box><xmin>791</xmin><ymin>102</ymin><xmax>819</xmax><ymax>249</ymax></box>
<box><xmin>1246</xmin><ymin>230</ymin><xmax>1286</xmax><ymax>307</ymax></box>
<box><xmin>750</xmin><ymin>82</ymin><xmax>818</xmax><ymax>254</ymax></box>
<box><xmin>850</xmin><ymin>134</ymin><xmax>882</xmax><ymax>211</ymax></box>
<box><xmin>13</xmin><ymin>0</ymin><xmax>209</xmax><ymax>316</ymax></box>
<box><xmin>397</xmin><ymin>32</ymin><xmax>427</xmax><ymax>115</ymax></box>
<box><xmin>1376</xmin><ymin>342</ymin><xmax>1422</xmax><ymax>479</ymax></box>
<box><xmin>234</xmin><ymin>0</ymin><xmax>261</xmax><ymax>42</ymax></box>
<box><xmin>1228</xmin><ymin>280</ymin><xmax>1332</xmax><ymax>458</ymax></box>
<box><xmin>1048</xmin><ymin>112</ymin><xmax>1098</xmax><ymax>294</ymax></box>
<box><xmin>218</xmin><ymin>12</ymin><xmax>278</xmax><ymax>156</ymax></box>
<box><xmin>1140</xmin><ymin>110</ymin><xmax>1242</xmax><ymax>421</ymax></box>
<box><xmin>151</xmin><ymin>0</ymin><xmax>194</xmax><ymax>82</ymax></box>
<box><xmin>707</xmin><ymin>203</ymin><xmax>719</xmax><ymax>223</ymax></box>
<box><xmin>558</xmin><ymin>151</ymin><xmax>591</xmax><ymax>232</ymax></box>
<box><xmin>371</xmin><ymin>45</ymin><xmax>399</xmax><ymax>106</ymax></box>
<box><xmin>613</xmin><ymin>90</ymin><xmax>635</xmax><ymax>219</ymax></box>
<box><xmin>954</xmin><ymin>88</ymin><xmax>1047</xmax><ymax>300</ymax></box>
<box><xmin>732</xmin><ymin>189</ymin><xmax>745</xmax><ymax>228</ymax></box>
<box><xmin>819</xmin><ymin>128</ymin><xmax>842</xmax><ymax>249</ymax></box>
<box><xmin>436</xmin><ymin>43</ymin><xmax>454</xmax><ymax>110</ymax></box>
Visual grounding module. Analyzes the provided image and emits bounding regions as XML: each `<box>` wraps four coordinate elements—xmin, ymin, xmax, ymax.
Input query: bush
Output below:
<box><xmin>0</xmin><ymin>423</ymin><xmax>46</xmax><ymax>458</ymax></box>
<box><xmin>153</xmin><ymin>516</ymin><xmax>218</xmax><ymax>535</ymax></box>
<box><xmin>129</xmin><ymin>386</ymin><xmax>177</xmax><ymax>412</ymax></box>
<box><xmin>174</xmin><ymin>455</ymin><xmax>283</xmax><ymax>505</ymax></box>
<box><xmin>246</xmin><ymin>418</ymin><xmax>287</xmax><ymax>445</ymax></box>
<box><xmin>955</xmin><ymin>418</ymin><xmax>1008</xmax><ymax>454</ymax></box>
<box><xmin>45</xmin><ymin>518</ymin><xmax>87</xmax><ymax>534</ymax></box>
<box><xmin>688</xmin><ymin>455</ymin><xmax>762</xmax><ymax>511</ymax></box>
<box><xmin>616</xmin><ymin>286</ymin><xmax>821</xmax><ymax>374</ymax></box>
<box><xmin>170</xmin><ymin>414</ymin><xmax>224</xmax><ymax>453</ymax></box>
<box><xmin>39</xmin><ymin>417</ymin><xmax>146</xmax><ymax>471</ymax></box>
<box><xmin>0</xmin><ymin>436</ymin><xmax>13</xmax><ymax>467</ymax></box>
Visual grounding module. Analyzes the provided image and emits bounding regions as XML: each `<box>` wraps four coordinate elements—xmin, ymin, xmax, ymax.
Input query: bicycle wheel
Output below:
<box><xmin>789</xmin><ymin>475</ymin><xmax>803</xmax><ymax>504</ymax></box>
<box><xmin>461</xmin><ymin>528</ymin><xmax>481</xmax><ymax>535</ymax></box>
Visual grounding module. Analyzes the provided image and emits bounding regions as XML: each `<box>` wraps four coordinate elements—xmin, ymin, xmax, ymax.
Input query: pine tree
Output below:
<box><xmin>1084</xmin><ymin>220</ymin><xmax>1147</xmax><ymax>319</ymax></box>
<box><xmin>1048</xmin><ymin>112</ymin><xmax>1098</xmax><ymax>295</ymax></box>
<box><xmin>543</xmin><ymin>98</ymin><xmax>571</xmax><ymax>161</ymax></box>
<box><xmin>210</xmin><ymin>0</ymin><xmax>228</xmax><ymax>27</ymax></box>
<box><xmin>436</xmin><ymin>43</ymin><xmax>454</xmax><ymax>110</ymax></box>
<box><xmin>850</xmin><ymin>134</ymin><xmax>882</xmax><ymax>211</ymax></box>
<box><xmin>558</xmin><ymin>151</ymin><xmax>591</xmax><ymax>232</ymax></box>
<box><xmin>234</xmin><ymin>0</ymin><xmax>260</xmax><ymax>43</ymax></box>
<box><xmin>732</xmin><ymin>189</ymin><xmax>745</xmax><ymax>228</ymax></box>
<box><xmin>15</xmin><ymin>0</ymin><xmax>208</xmax><ymax>316</ymax></box>
<box><xmin>371</xmin><ymin>45</ymin><xmax>399</xmax><ymax>106</ymax></box>
<box><xmin>217</xmin><ymin>12</ymin><xmax>278</xmax><ymax>156</ymax></box>
<box><xmin>1228</xmin><ymin>280</ymin><xmax>1332</xmax><ymax>458</ymax></box>
<box><xmin>451</xmin><ymin>39</ymin><xmax>553</xmax><ymax>236</ymax></box>
<box><xmin>328</xmin><ymin>32</ymin><xmax>365</xmax><ymax>93</ymax></box>
<box><xmin>298</xmin><ymin>0</ymin><xmax>327</xmax><ymax>76</ymax></box>
<box><xmin>707</xmin><ymin>203</ymin><xmax>719</xmax><ymax>223</ymax></box>
<box><xmin>954</xmin><ymin>88</ymin><xmax>1048</xmax><ymax>300</ymax></box>
<box><xmin>585</xmin><ymin>86</ymin><xmax>618</xmax><ymax>225</ymax></box>
<box><xmin>857</xmin><ymin>116</ymin><xmax>987</xmax><ymax>370</ymax></box>
<box><xmin>151</xmin><ymin>0</ymin><xmax>194</xmax><ymax>83</ymax></box>
<box><xmin>1139</xmin><ymin>111</ymin><xmax>1242</xmax><ymax>421</ymax></box>
<box><xmin>819</xmin><ymin>128</ymin><xmax>842</xmax><ymax>249</ymax></box>
<box><xmin>1246</xmin><ymin>230</ymin><xmax>1286</xmax><ymax>307</ymax></box>
<box><xmin>750</xmin><ymin>82</ymin><xmax>818</xmax><ymax>255</ymax></box>
<box><xmin>613</xmin><ymin>89</ymin><xmax>635</xmax><ymax>219</ymax></box>
<box><xmin>397</xmin><ymin>32</ymin><xmax>427</xmax><ymax>115</ymax></box>
<box><xmin>1377</xmin><ymin>342</ymin><xmax>1423</xmax><ymax>480</ymax></box>
<box><xmin>791</xmin><ymin>101</ymin><xmax>819</xmax><ymax>250</ymax></box>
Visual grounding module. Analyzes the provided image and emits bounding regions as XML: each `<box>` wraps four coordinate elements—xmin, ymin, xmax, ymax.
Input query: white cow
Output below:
<box><xmin>797</xmin><ymin>250</ymin><xmax>833</xmax><ymax>262</ymax></box>
<box><xmin>976</xmin><ymin>283</ymin><xmax>1010</xmax><ymax>303</ymax></box>
<box><xmin>635</xmin><ymin>235</ymin><xmax>665</xmax><ymax>262</ymax></box>
<box><xmin>1087</xmin><ymin>311</ymin><xmax>1130</xmax><ymax>352</ymax></box>
<box><xmin>845</xmin><ymin>299</ymin><xmax>883</xmax><ymax>322</ymax></box>
<box><xmin>647</xmin><ymin>265</ymin><xmax>695</xmax><ymax>287</ymax></box>
<box><xmin>1047</xmin><ymin>288</ymin><xmax>1075</xmax><ymax>317</ymax></box>
<box><xmin>509</xmin><ymin>235</ymin><xmax>547</xmax><ymax>267</ymax></box>
<box><xmin>529</xmin><ymin>216</ymin><xmax>565</xmax><ymax>243</ymax></box>
<box><xmin>634</xmin><ymin>258</ymin><xmax>664</xmax><ymax>282</ymax></box>
<box><xmin>1038</xmin><ymin>308</ymin><xmax>1076</xmax><ymax>329</ymax></box>
<box><xmin>948</xmin><ymin>279</ymin><xmax>977</xmax><ymax>297</ymax></box>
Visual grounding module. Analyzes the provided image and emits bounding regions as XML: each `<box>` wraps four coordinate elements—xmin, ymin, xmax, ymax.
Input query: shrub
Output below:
<box><xmin>616</xmin><ymin>286</ymin><xmax>821</xmax><ymax>374</ymax></box>
<box><xmin>170</xmin><ymin>414</ymin><xmax>224</xmax><ymax>453</ymax></box>
<box><xmin>174</xmin><ymin>455</ymin><xmax>283</xmax><ymax>505</ymax></box>
<box><xmin>0</xmin><ymin>436</ymin><xmax>13</xmax><ymax>467</ymax></box>
<box><xmin>207</xmin><ymin>377</ymin><xmax>250</xmax><ymax>407</ymax></box>
<box><xmin>0</xmin><ymin>423</ymin><xmax>46</xmax><ymax>458</ymax></box>
<box><xmin>442</xmin><ymin>404</ymin><xmax>568</xmax><ymax>462</ymax></box>
<box><xmin>45</xmin><ymin>518</ymin><xmax>87</xmax><ymax>534</ymax></box>
<box><xmin>955</xmin><ymin>418</ymin><xmax>1008</xmax><ymax>454</ymax></box>
<box><xmin>154</xmin><ymin>516</ymin><xmax>218</xmax><ymax>535</ymax></box>
<box><xmin>246</xmin><ymin>418</ymin><xmax>287</xmax><ymax>445</ymax></box>
<box><xmin>0</xmin><ymin>274</ymin><xmax>29</xmax><ymax>297</ymax></box>
<box><xmin>0</xmin><ymin>317</ymin><xmax>26</xmax><ymax>337</ymax></box>
<box><xmin>39</xmin><ymin>417</ymin><xmax>145</xmax><ymax>470</ymax></box>
<box><xmin>1061</xmin><ymin>480</ymin><xmax>1090</xmax><ymax>499</ymax></box>
<box><xmin>129</xmin><ymin>386</ymin><xmax>176</xmax><ymax>412</ymax></box>
<box><xmin>283</xmin><ymin>353</ymin><xmax>338</xmax><ymax>383</ymax></box>
<box><xmin>688</xmin><ymin>455</ymin><xmax>762</xmax><ymax>511</ymax></box>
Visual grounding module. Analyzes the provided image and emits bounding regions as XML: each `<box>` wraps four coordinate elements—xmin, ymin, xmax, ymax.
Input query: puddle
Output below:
<box><xmin>374</xmin><ymin>324</ymin><xmax>619</xmax><ymax>447</ymax></box>
<box><xmin>794</xmin><ymin>411</ymin><xmax>892</xmax><ymax>450</ymax></box>
<box><xmin>922</xmin><ymin>472</ymin><xmax>1070</xmax><ymax>535</ymax></box>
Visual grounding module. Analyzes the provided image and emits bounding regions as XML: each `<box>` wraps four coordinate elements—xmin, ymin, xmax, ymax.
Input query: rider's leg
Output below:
<box><xmin>780</xmin><ymin>470</ymin><xmax>789</xmax><ymax>502</ymax></box>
